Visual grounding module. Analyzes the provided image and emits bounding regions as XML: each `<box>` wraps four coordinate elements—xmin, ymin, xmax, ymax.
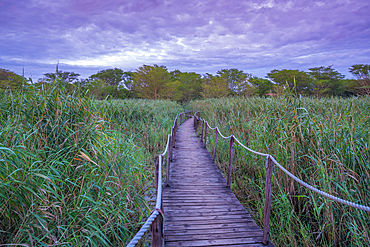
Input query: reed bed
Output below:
<box><xmin>0</xmin><ymin>81</ymin><xmax>183</xmax><ymax>246</ymax></box>
<box><xmin>189</xmin><ymin>96</ymin><xmax>370</xmax><ymax>247</ymax></box>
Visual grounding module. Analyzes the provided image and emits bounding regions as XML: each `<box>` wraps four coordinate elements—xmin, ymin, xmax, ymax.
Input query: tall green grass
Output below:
<box><xmin>0</xmin><ymin>82</ymin><xmax>183</xmax><ymax>246</ymax></box>
<box><xmin>189</xmin><ymin>96</ymin><xmax>370</xmax><ymax>246</ymax></box>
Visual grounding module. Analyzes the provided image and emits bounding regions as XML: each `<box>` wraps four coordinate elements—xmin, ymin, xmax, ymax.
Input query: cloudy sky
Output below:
<box><xmin>1</xmin><ymin>0</ymin><xmax>369</xmax><ymax>81</ymax></box>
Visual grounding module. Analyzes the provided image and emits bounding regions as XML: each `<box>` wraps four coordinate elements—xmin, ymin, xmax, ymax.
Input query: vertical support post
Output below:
<box><xmin>152</xmin><ymin>155</ymin><xmax>164</xmax><ymax>246</ymax></box>
<box><xmin>201</xmin><ymin>120</ymin><xmax>204</xmax><ymax>142</ymax></box>
<box><xmin>263</xmin><ymin>155</ymin><xmax>273</xmax><ymax>245</ymax></box>
<box><xmin>198</xmin><ymin>117</ymin><xmax>201</xmax><ymax>136</ymax></box>
<box><xmin>170</xmin><ymin>128</ymin><xmax>174</xmax><ymax>161</ymax></box>
<box><xmin>213</xmin><ymin>129</ymin><xmax>218</xmax><ymax>161</ymax></box>
<box><xmin>171</xmin><ymin>127</ymin><xmax>175</xmax><ymax>148</ymax></box>
<box><xmin>165</xmin><ymin>135</ymin><xmax>172</xmax><ymax>187</ymax></box>
<box><xmin>151</xmin><ymin>212</ymin><xmax>163</xmax><ymax>247</ymax></box>
<box><xmin>154</xmin><ymin>156</ymin><xmax>159</xmax><ymax>191</ymax></box>
<box><xmin>226</xmin><ymin>136</ymin><xmax>234</xmax><ymax>188</ymax></box>
<box><xmin>204</xmin><ymin>121</ymin><xmax>207</xmax><ymax>148</ymax></box>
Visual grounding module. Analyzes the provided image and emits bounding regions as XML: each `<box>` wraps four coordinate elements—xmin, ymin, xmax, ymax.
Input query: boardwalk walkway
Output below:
<box><xmin>163</xmin><ymin>117</ymin><xmax>274</xmax><ymax>247</ymax></box>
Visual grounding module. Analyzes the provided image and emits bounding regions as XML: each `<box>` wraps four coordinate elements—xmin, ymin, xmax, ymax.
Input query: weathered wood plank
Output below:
<box><xmin>164</xmin><ymin>227</ymin><xmax>262</xmax><ymax>236</ymax></box>
<box><xmin>165</xmin><ymin>232</ymin><xmax>263</xmax><ymax>242</ymax></box>
<box><xmin>165</xmin><ymin>236</ymin><xmax>264</xmax><ymax>247</ymax></box>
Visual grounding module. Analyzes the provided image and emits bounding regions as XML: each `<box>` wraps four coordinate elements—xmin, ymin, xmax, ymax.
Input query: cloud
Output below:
<box><xmin>0</xmin><ymin>0</ymin><xmax>369</xmax><ymax>80</ymax></box>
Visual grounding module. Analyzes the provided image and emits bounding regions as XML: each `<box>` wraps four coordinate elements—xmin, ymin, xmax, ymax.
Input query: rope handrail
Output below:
<box><xmin>269</xmin><ymin>155</ymin><xmax>370</xmax><ymax>212</ymax></box>
<box><xmin>127</xmin><ymin>111</ymin><xmax>190</xmax><ymax>247</ymax></box>
<box><xmin>193</xmin><ymin>113</ymin><xmax>370</xmax><ymax>213</ymax></box>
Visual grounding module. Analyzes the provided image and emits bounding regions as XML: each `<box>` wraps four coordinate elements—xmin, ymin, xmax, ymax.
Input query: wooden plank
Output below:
<box><xmin>165</xmin><ymin>237</ymin><xmax>264</xmax><ymax>247</ymax></box>
<box><xmin>166</xmin><ymin>214</ymin><xmax>254</xmax><ymax>221</ymax></box>
<box><xmin>164</xmin><ymin>222</ymin><xmax>260</xmax><ymax>230</ymax></box>
<box><xmin>165</xmin><ymin>210</ymin><xmax>249</xmax><ymax>217</ymax></box>
<box><xmin>164</xmin><ymin>227</ymin><xmax>262</xmax><ymax>236</ymax></box>
<box><xmin>165</xmin><ymin>232</ymin><xmax>263</xmax><ymax>242</ymax></box>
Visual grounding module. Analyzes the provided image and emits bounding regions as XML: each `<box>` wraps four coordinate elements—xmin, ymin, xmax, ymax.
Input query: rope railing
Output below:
<box><xmin>193</xmin><ymin>111</ymin><xmax>370</xmax><ymax>246</ymax></box>
<box><xmin>127</xmin><ymin>110</ymin><xmax>192</xmax><ymax>247</ymax></box>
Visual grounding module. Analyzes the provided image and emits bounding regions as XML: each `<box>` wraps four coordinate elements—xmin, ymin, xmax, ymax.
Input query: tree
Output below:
<box><xmin>216</xmin><ymin>69</ymin><xmax>251</xmax><ymax>95</ymax></box>
<box><xmin>349</xmin><ymin>64</ymin><xmax>370</xmax><ymax>95</ymax></box>
<box><xmin>89</xmin><ymin>68</ymin><xmax>125</xmax><ymax>86</ymax></box>
<box><xmin>249</xmin><ymin>77</ymin><xmax>274</xmax><ymax>96</ymax></box>
<box><xmin>202</xmin><ymin>74</ymin><xmax>229</xmax><ymax>98</ymax></box>
<box><xmin>163</xmin><ymin>80</ymin><xmax>182</xmax><ymax>101</ymax></box>
<box><xmin>267</xmin><ymin>69</ymin><xmax>311</xmax><ymax>95</ymax></box>
<box><xmin>40</xmin><ymin>70</ymin><xmax>80</xmax><ymax>84</ymax></box>
<box><xmin>172</xmin><ymin>71</ymin><xmax>203</xmax><ymax>102</ymax></box>
<box><xmin>308</xmin><ymin>66</ymin><xmax>346</xmax><ymax>96</ymax></box>
<box><xmin>132</xmin><ymin>64</ymin><xmax>172</xmax><ymax>99</ymax></box>
<box><xmin>0</xmin><ymin>68</ymin><xmax>23</xmax><ymax>90</ymax></box>
<box><xmin>122</xmin><ymin>71</ymin><xmax>134</xmax><ymax>90</ymax></box>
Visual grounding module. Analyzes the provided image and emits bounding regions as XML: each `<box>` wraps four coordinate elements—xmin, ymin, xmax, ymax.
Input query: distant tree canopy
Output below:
<box><xmin>2</xmin><ymin>63</ymin><xmax>369</xmax><ymax>98</ymax></box>
<box><xmin>132</xmin><ymin>64</ymin><xmax>173</xmax><ymax>100</ymax></box>
<box><xmin>267</xmin><ymin>69</ymin><xmax>312</xmax><ymax>94</ymax></box>
<box><xmin>0</xmin><ymin>69</ymin><xmax>23</xmax><ymax>90</ymax></box>
<box><xmin>217</xmin><ymin>69</ymin><xmax>251</xmax><ymax>95</ymax></box>
<box><xmin>89</xmin><ymin>68</ymin><xmax>124</xmax><ymax>86</ymax></box>
<box><xmin>39</xmin><ymin>70</ymin><xmax>80</xmax><ymax>84</ymax></box>
<box><xmin>173</xmin><ymin>71</ymin><xmax>203</xmax><ymax>102</ymax></box>
<box><xmin>308</xmin><ymin>66</ymin><xmax>346</xmax><ymax>96</ymax></box>
<box><xmin>202</xmin><ymin>73</ymin><xmax>229</xmax><ymax>98</ymax></box>
<box><xmin>349</xmin><ymin>64</ymin><xmax>370</xmax><ymax>95</ymax></box>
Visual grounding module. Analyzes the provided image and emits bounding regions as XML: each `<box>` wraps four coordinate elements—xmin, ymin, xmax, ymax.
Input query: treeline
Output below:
<box><xmin>1</xmin><ymin>64</ymin><xmax>369</xmax><ymax>100</ymax></box>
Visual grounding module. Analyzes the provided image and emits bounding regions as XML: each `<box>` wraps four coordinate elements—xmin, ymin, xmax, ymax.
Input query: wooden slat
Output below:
<box><xmin>163</xmin><ymin>117</ymin><xmax>274</xmax><ymax>247</ymax></box>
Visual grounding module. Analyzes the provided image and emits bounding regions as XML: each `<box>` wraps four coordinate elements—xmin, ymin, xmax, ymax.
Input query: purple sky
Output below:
<box><xmin>1</xmin><ymin>0</ymin><xmax>369</xmax><ymax>81</ymax></box>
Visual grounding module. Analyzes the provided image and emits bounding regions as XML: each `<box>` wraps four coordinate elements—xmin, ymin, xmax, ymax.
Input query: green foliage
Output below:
<box><xmin>308</xmin><ymin>65</ymin><xmax>347</xmax><ymax>96</ymax></box>
<box><xmin>189</xmin><ymin>96</ymin><xmax>370</xmax><ymax>247</ymax></box>
<box><xmin>202</xmin><ymin>73</ymin><xmax>230</xmax><ymax>98</ymax></box>
<box><xmin>0</xmin><ymin>68</ymin><xmax>24</xmax><ymax>90</ymax></box>
<box><xmin>349</xmin><ymin>64</ymin><xmax>370</xmax><ymax>95</ymax></box>
<box><xmin>0</xmin><ymin>81</ymin><xmax>183</xmax><ymax>246</ymax></box>
<box><xmin>172</xmin><ymin>71</ymin><xmax>203</xmax><ymax>102</ymax></box>
<box><xmin>39</xmin><ymin>70</ymin><xmax>80</xmax><ymax>84</ymax></box>
<box><xmin>217</xmin><ymin>68</ymin><xmax>251</xmax><ymax>95</ymax></box>
<box><xmin>82</xmin><ymin>79</ymin><xmax>133</xmax><ymax>100</ymax></box>
<box><xmin>89</xmin><ymin>68</ymin><xmax>125</xmax><ymax>86</ymax></box>
<box><xmin>267</xmin><ymin>69</ymin><xmax>312</xmax><ymax>95</ymax></box>
<box><xmin>132</xmin><ymin>64</ymin><xmax>173</xmax><ymax>100</ymax></box>
<box><xmin>249</xmin><ymin>77</ymin><xmax>274</xmax><ymax>96</ymax></box>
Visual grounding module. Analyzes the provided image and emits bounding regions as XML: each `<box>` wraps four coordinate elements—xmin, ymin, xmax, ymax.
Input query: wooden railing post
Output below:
<box><xmin>171</xmin><ymin>127</ymin><xmax>176</xmax><ymax>149</ymax></box>
<box><xmin>198</xmin><ymin>117</ymin><xmax>201</xmax><ymax>136</ymax></box>
<box><xmin>226</xmin><ymin>136</ymin><xmax>234</xmax><ymax>188</ymax></box>
<box><xmin>151</xmin><ymin>212</ymin><xmax>163</xmax><ymax>247</ymax></box>
<box><xmin>201</xmin><ymin>120</ymin><xmax>204</xmax><ymax>142</ymax></box>
<box><xmin>204</xmin><ymin>121</ymin><xmax>207</xmax><ymax>148</ymax></box>
<box><xmin>213</xmin><ymin>129</ymin><xmax>218</xmax><ymax>161</ymax></box>
<box><xmin>152</xmin><ymin>155</ymin><xmax>164</xmax><ymax>246</ymax></box>
<box><xmin>263</xmin><ymin>156</ymin><xmax>273</xmax><ymax>245</ymax></box>
<box><xmin>154</xmin><ymin>156</ymin><xmax>159</xmax><ymax>191</ymax></box>
<box><xmin>165</xmin><ymin>136</ymin><xmax>172</xmax><ymax>187</ymax></box>
<box><xmin>173</xmin><ymin>118</ymin><xmax>178</xmax><ymax>148</ymax></box>
<box><xmin>170</xmin><ymin>128</ymin><xmax>174</xmax><ymax>161</ymax></box>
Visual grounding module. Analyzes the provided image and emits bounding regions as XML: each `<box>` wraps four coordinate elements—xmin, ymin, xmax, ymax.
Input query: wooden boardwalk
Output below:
<box><xmin>163</xmin><ymin>117</ymin><xmax>274</xmax><ymax>247</ymax></box>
